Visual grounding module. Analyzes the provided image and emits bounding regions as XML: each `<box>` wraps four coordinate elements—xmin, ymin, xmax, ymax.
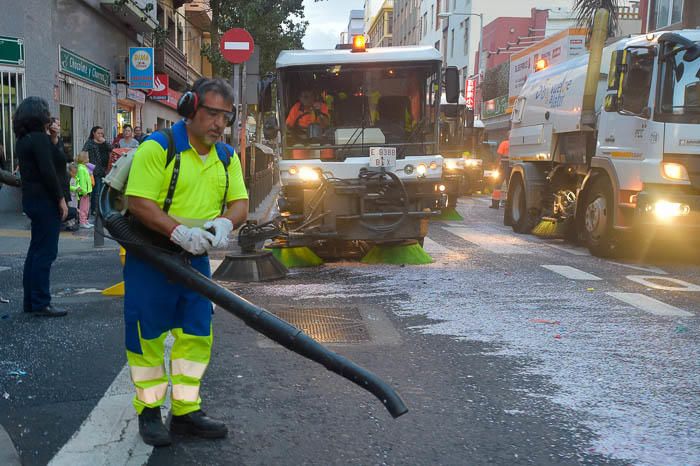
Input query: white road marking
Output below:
<box><xmin>210</xmin><ymin>259</ymin><xmax>223</xmax><ymax>274</ymax></box>
<box><xmin>0</xmin><ymin>266</ymin><xmax>10</xmax><ymax>273</ymax></box>
<box><xmin>609</xmin><ymin>262</ymin><xmax>668</xmax><ymax>275</ymax></box>
<box><xmin>541</xmin><ymin>242</ymin><xmax>590</xmax><ymax>256</ymax></box>
<box><xmin>48</xmin><ymin>366</ymin><xmax>154</xmax><ymax>466</ymax></box>
<box><xmin>50</xmin><ymin>338</ymin><xmax>174</xmax><ymax>465</ymax></box>
<box><xmin>607</xmin><ymin>292</ymin><xmax>694</xmax><ymax>317</ymax></box>
<box><xmin>422</xmin><ymin>237</ymin><xmax>451</xmax><ymax>255</ymax></box>
<box><xmin>541</xmin><ymin>265</ymin><xmax>602</xmax><ymax>281</ymax></box>
<box><xmin>446</xmin><ymin>227</ymin><xmax>531</xmax><ymax>254</ymax></box>
<box><xmin>224</xmin><ymin>41</ymin><xmax>251</xmax><ymax>51</ymax></box>
<box><xmin>446</xmin><ymin>223</ymin><xmax>465</xmax><ymax>228</ymax></box>
<box><xmin>626</xmin><ymin>275</ymin><xmax>700</xmax><ymax>292</ymax></box>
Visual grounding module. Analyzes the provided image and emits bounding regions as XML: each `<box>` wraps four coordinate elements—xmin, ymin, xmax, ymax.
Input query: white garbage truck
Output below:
<box><xmin>259</xmin><ymin>40</ymin><xmax>457</xmax><ymax>257</ymax></box>
<box><xmin>505</xmin><ymin>13</ymin><xmax>700</xmax><ymax>256</ymax></box>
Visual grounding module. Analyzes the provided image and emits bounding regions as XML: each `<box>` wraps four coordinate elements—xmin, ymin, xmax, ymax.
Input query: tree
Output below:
<box><xmin>573</xmin><ymin>0</ymin><xmax>621</xmax><ymax>38</ymax></box>
<box><xmin>204</xmin><ymin>0</ymin><xmax>310</xmax><ymax>76</ymax></box>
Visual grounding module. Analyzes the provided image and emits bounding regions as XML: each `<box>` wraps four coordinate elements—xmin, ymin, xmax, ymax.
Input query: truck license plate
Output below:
<box><xmin>369</xmin><ymin>147</ymin><xmax>396</xmax><ymax>168</ymax></box>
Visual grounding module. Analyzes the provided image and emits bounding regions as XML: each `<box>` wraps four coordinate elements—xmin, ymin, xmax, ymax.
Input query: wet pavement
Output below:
<box><xmin>0</xmin><ymin>195</ymin><xmax>698</xmax><ymax>465</ymax></box>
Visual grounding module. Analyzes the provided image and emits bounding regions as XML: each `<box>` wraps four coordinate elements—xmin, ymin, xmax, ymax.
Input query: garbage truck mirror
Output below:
<box><xmin>445</xmin><ymin>66</ymin><xmax>460</xmax><ymax>104</ymax></box>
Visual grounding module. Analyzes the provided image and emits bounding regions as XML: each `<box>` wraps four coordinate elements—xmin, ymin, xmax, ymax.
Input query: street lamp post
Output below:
<box><xmin>438</xmin><ymin>11</ymin><xmax>484</xmax><ymax>81</ymax></box>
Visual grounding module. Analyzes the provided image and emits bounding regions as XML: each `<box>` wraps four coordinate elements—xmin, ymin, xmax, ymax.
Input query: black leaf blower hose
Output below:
<box><xmin>99</xmin><ymin>186</ymin><xmax>408</xmax><ymax>419</ymax></box>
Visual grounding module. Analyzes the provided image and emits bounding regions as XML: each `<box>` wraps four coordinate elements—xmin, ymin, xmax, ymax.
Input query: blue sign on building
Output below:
<box><xmin>128</xmin><ymin>47</ymin><xmax>154</xmax><ymax>90</ymax></box>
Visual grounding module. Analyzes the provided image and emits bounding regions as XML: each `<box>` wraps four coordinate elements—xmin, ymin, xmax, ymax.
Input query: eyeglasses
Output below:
<box><xmin>200</xmin><ymin>104</ymin><xmax>235</xmax><ymax>122</ymax></box>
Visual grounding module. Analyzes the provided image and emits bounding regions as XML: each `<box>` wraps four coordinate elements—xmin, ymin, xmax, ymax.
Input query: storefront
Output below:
<box><xmin>116</xmin><ymin>83</ymin><xmax>147</xmax><ymax>135</ymax></box>
<box><xmin>0</xmin><ymin>35</ymin><xmax>26</xmax><ymax>170</ymax></box>
<box><xmin>57</xmin><ymin>46</ymin><xmax>112</xmax><ymax>156</ymax></box>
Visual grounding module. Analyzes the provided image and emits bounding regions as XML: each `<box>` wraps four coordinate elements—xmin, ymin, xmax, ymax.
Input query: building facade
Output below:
<box><xmin>367</xmin><ymin>0</ymin><xmax>394</xmax><ymax>47</ymax></box>
<box><xmin>0</xmin><ymin>0</ymin><xmax>212</xmax><ymax>211</ymax></box>
<box><xmin>340</xmin><ymin>10</ymin><xmax>365</xmax><ymax>44</ymax></box>
<box><xmin>393</xmin><ymin>0</ymin><xmax>422</xmax><ymax>46</ymax></box>
<box><xmin>643</xmin><ymin>0</ymin><xmax>699</xmax><ymax>31</ymax></box>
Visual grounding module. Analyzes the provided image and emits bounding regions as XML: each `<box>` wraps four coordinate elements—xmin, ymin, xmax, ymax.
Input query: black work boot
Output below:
<box><xmin>138</xmin><ymin>407</ymin><xmax>172</xmax><ymax>447</ymax></box>
<box><xmin>170</xmin><ymin>410</ymin><xmax>228</xmax><ymax>439</ymax></box>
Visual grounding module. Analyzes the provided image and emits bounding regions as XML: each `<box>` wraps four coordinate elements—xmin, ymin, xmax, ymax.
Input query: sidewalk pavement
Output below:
<box><xmin>0</xmin><ymin>183</ymin><xmax>280</xmax><ymax>256</ymax></box>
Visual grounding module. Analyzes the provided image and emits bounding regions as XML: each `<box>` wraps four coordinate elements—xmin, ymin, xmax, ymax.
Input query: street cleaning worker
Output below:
<box><xmin>124</xmin><ymin>77</ymin><xmax>248</xmax><ymax>446</ymax></box>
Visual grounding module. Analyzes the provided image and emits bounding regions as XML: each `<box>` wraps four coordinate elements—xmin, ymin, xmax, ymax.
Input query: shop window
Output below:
<box><xmin>0</xmin><ymin>70</ymin><xmax>25</xmax><ymax>170</ymax></box>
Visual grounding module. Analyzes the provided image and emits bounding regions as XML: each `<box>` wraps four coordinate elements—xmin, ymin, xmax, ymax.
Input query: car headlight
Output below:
<box><xmin>661</xmin><ymin>162</ymin><xmax>689</xmax><ymax>181</ymax></box>
<box><xmin>416</xmin><ymin>164</ymin><xmax>427</xmax><ymax>176</ymax></box>
<box><xmin>298</xmin><ymin>166</ymin><xmax>320</xmax><ymax>182</ymax></box>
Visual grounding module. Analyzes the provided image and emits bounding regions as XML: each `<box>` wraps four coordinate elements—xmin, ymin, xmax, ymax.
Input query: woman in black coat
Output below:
<box><xmin>15</xmin><ymin>97</ymin><xmax>68</xmax><ymax>317</ymax></box>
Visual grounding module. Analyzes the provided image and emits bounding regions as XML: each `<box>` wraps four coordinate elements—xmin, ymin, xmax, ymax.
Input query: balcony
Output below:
<box><xmin>100</xmin><ymin>0</ymin><xmax>158</xmax><ymax>33</ymax></box>
<box><xmin>155</xmin><ymin>39</ymin><xmax>189</xmax><ymax>89</ymax></box>
<box><xmin>185</xmin><ymin>1</ymin><xmax>212</xmax><ymax>30</ymax></box>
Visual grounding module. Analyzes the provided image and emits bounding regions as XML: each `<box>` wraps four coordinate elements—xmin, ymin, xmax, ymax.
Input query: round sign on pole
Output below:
<box><xmin>220</xmin><ymin>28</ymin><xmax>255</xmax><ymax>64</ymax></box>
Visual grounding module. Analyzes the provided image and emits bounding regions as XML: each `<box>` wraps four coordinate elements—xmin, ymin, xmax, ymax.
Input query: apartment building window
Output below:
<box><xmin>431</xmin><ymin>5</ymin><xmax>434</xmax><ymax>30</ymax></box>
<box><xmin>435</xmin><ymin>0</ymin><xmax>441</xmax><ymax>30</ymax></box>
<box><xmin>656</xmin><ymin>0</ymin><xmax>684</xmax><ymax>28</ymax></box>
<box><xmin>464</xmin><ymin>20</ymin><xmax>469</xmax><ymax>55</ymax></box>
<box><xmin>423</xmin><ymin>12</ymin><xmax>428</xmax><ymax>36</ymax></box>
<box><xmin>451</xmin><ymin>29</ymin><xmax>455</xmax><ymax>57</ymax></box>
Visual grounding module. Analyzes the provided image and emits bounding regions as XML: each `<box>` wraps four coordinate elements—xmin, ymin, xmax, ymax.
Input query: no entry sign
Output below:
<box><xmin>220</xmin><ymin>28</ymin><xmax>254</xmax><ymax>64</ymax></box>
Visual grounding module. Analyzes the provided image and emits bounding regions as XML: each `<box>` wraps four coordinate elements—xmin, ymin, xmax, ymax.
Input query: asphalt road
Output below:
<box><xmin>0</xmin><ymin>195</ymin><xmax>698</xmax><ymax>465</ymax></box>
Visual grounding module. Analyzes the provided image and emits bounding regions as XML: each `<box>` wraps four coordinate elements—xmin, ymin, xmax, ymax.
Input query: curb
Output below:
<box><xmin>0</xmin><ymin>424</ymin><xmax>21</xmax><ymax>466</ymax></box>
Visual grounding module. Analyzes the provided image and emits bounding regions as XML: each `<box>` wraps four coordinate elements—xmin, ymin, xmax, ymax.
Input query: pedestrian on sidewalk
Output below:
<box><xmin>118</xmin><ymin>124</ymin><xmax>140</xmax><ymax>149</ymax></box>
<box><xmin>75</xmin><ymin>151</ymin><xmax>93</xmax><ymax>229</ymax></box>
<box><xmin>82</xmin><ymin>126</ymin><xmax>110</xmax><ymax>217</ymax></box>
<box><xmin>14</xmin><ymin>96</ymin><xmax>68</xmax><ymax>317</ymax></box>
<box><xmin>124</xmin><ymin>78</ymin><xmax>248</xmax><ymax>446</ymax></box>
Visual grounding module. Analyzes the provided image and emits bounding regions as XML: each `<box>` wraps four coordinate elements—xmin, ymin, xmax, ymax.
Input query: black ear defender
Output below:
<box><xmin>176</xmin><ymin>90</ymin><xmax>199</xmax><ymax>119</ymax></box>
<box><xmin>177</xmin><ymin>77</ymin><xmax>208</xmax><ymax>119</ymax></box>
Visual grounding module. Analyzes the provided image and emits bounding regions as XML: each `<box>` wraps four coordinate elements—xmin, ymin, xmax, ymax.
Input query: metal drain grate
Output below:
<box><xmin>272</xmin><ymin>307</ymin><xmax>370</xmax><ymax>344</ymax></box>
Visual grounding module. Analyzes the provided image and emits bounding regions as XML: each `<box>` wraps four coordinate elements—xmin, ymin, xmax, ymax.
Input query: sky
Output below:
<box><xmin>302</xmin><ymin>0</ymin><xmax>365</xmax><ymax>50</ymax></box>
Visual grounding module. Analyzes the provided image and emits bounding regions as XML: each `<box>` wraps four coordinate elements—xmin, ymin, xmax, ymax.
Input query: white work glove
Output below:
<box><xmin>170</xmin><ymin>225</ymin><xmax>215</xmax><ymax>255</ymax></box>
<box><xmin>203</xmin><ymin>217</ymin><xmax>234</xmax><ymax>249</ymax></box>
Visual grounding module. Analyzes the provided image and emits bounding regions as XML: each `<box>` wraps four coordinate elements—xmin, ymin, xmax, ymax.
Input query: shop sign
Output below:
<box><xmin>127</xmin><ymin>88</ymin><xmax>146</xmax><ymax>104</ymax></box>
<box><xmin>59</xmin><ymin>46</ymin><xmax>111</xmax><ymax>89</ymax></box>
<box><xmin>482</xmin><ymin>95</ymin><xmax>509</xmax><ymax>119</ymax></box>
<box><xmin>465</xmin><ymin>78</ymin><xmax>476</xmax><ymax>110</ymax></box>
<box><xmin>162</xmin><ymin>88</ymin><xmax>182</xmax><ymax>110</ymax></box>
<box><xmin>0</xmin><ymin>36</ymin><xmax>24</xmax><ymax>66</ymax></box>
<box><xmin>128</xmin><ymin>47</ymin><xmax>154</xmax><ymax>89</ymax></box>
<box><xmin>148</xmin><ymin>74</ymin><xmax>169</xmax><ymax>101</ymax></box>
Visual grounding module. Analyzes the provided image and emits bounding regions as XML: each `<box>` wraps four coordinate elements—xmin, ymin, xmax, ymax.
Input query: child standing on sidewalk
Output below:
<box><xmin>75</xmin><ymin>151</ymin><xmax>93</xmax><ymax>229</ymax></box>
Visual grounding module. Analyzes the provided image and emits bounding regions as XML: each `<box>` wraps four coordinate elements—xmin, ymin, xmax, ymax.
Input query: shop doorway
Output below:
<box><xmin>60</xmin><ymin>105</ymin><xmax>74</xmax><ymax>158</ymax></box>
<box><xmin>0</xmin><ymin>67</ymin><xmax>26</xmax><ymax>170</ymax></box>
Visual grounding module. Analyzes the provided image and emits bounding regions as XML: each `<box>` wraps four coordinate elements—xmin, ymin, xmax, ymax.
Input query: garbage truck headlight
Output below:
<box><xmin>416</xmin><ymin>164</ymin><xmax>427</xmax><ymax>176</ymax></box>
<box><xmin>661</xmin><ymin>162</ymin><xmax>690</xmax><ymax>181</ymax></box>
<box><xmin>650</xmin><ymin>200</ymin><xmax>690</xmax><ymax>220</ymax></box>
<box><xmin>298</xmin><ymin>166</ymin><xmax>320</xmax><ymax>182</ymax></box>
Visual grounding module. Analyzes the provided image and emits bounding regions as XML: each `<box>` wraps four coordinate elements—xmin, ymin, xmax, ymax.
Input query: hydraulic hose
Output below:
<box><xmin>99</xmin><ymin>186</ymin><xmax>408</xmax><ymax>419</ymax></box>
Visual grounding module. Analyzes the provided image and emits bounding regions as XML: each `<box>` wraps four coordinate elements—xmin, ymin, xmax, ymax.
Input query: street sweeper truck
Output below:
<box><xmin>259</xmin><ymin>37</ymin><xmax>456</xmax><ymax>262</ymax></box>
<box><xmin>505</xmin><ymin>9</ymin><xmax>700</xmax><ymax>256</ymax></box>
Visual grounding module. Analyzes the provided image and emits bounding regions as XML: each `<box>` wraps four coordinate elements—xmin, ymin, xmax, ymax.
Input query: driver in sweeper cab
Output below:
<box><xmin>285</xmin><ymin>89</ymin><xmax>330</xmax><ymax>135</ymax></box>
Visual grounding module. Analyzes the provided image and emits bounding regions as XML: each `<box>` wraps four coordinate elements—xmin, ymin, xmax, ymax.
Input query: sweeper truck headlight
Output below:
<box><xmin>464</xmin><ymin>159</ymin><xmax>482</xmax><ymax>168</ymax></box>
<box><xmin>298</xmin><ymin>166</ymin><xmax>320</xmax><ymax>182</ymax></box>
<box><xmin>444</xmin><ymin>159</ymin><xmax>464</xmax><ymax>171</ymax></box>
<box><xmin>416</xmin><ymin>164</ymin><xmax>427</xmax><ymax>177</ymax></box>
<box><xmin>661</xmin><ymin>162</ymin><xmax>690</xmax><ymax>181</ymax></box>
<box><xmin>648</xmin><ymin>200</ymin><xmax>691</xmax><ymax>220</ymax></box>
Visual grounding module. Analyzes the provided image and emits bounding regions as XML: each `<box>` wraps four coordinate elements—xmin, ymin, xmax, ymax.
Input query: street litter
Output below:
<box><xmin>529</xmin><ymin>319</ymin><xmax>561</xmax><ymax>325</ymax></box>
<box><xmin>0</xmin><ymin>297</ymin><xmax>9</xmax><ymax>303</ymax></box>
<box><xmin>8</xmin><ymin>370</ymin><xmax>27</xmax><ymax>377</ymax></box>
<box><xmin>675</xmin><ymin>325</ymin><xmax>688</xmax><ymax>333</ymax></box>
